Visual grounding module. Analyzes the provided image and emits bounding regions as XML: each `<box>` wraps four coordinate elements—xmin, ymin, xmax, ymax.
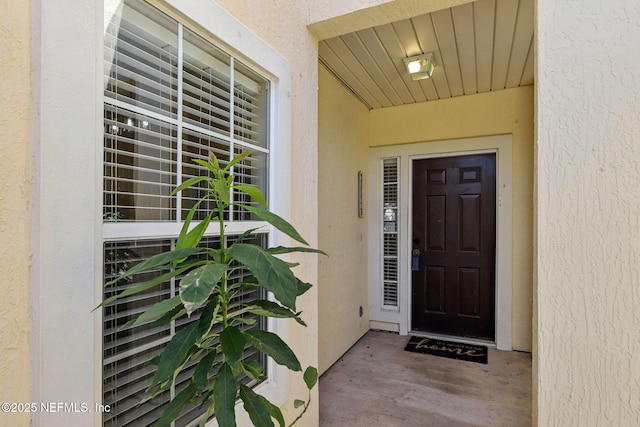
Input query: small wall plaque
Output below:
<box><xmin>358</xmin><ymin>170</ymin><xmax>364</xmax><ymax>218</ymax></box>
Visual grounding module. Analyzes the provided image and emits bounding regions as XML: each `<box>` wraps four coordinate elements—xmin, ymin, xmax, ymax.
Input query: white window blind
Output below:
<box><xmin>102</xmin><ymin>1</ymin><xmax>272</xmax><ymax>425</ymax></box>
<box><xmin>104</xmin><ymin>0</ymin><xmax>269</xmax><ymax>223</ymax></box>
<box><xmin>103</xmin><ymin>236</ymin><xmax>266</xmax><ymax>427</ymax></box>
<box><xmin>382</xmin><ymin>158</ymin><xmax>399</xmax><ymax>308</ymax></box>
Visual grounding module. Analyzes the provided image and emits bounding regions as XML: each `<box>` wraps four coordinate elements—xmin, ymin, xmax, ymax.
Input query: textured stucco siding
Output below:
<box><xmin>5</xmin><ymin>0</ymin><xmax>640</xmax><ymax>425</ymax></box>
<box><xmin>536</xmin><ymin>1</ymin><xmax>640</xmax><ymax>425</ymax></box>
<box><xmin>0</xmin><ymin>1</ymin><xmax>32</xmax><ymax>426</ymax></box>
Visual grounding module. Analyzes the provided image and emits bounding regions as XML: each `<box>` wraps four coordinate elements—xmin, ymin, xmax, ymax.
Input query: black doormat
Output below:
<box><xmin>404</xmin><ymin>336</ymin><xmax>488</xmax><ymax>364</ymax></box>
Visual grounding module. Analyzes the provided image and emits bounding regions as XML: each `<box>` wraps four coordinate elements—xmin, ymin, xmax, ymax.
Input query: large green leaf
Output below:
<box><xmin>154</xmin><ymin>382</ymin><xmax>196</xmax><ymax>427</ymax></box>
<box><xmin>237</xmin><ymin>205</ymin><xmax>309</xmax><ymax>245</ymax></box>
<box><xmin>193</xmin><ymin>157</ymin><xmax>218</xmax><ymax>174</ymax></box>
<box><xmin>176</xmin><ymin>208</ymin><xmax>212</xmax><ymax>251</ymax></box>
<box><xmin>172</xmin><ymin>175</ymin><xmax>209</xmax><ymax>195</ymax></box>
<box><xmin>223</xmin><ymin>151</ymin><xmax>251</xmax><ymax>172</ymax></box>
<box><xmin>176</xmin><ymin>195</ymin><xmax>200</xmax><ymax>245</ymax></box>
<box><xmin>193</xmin><ymin>350</ymin><xmax>217</xmax><ymax>394</ymax></box>
<box><xmin>226</xmin><ymin>227</ymin><xmax>261</xmax><ymax>248</ymax></box>
<box><xmin>196</xmin><ymin>296</ymin><xmax>220</xmax><ymax>337</ymax></box>
<box><xmin>303</xmin><ymin>366</ymin><xmax>318</xmax><ymax>390</ymax></box>
<box><xmin>261</xmin><ymin>395</ymin><xmax>285</xmax><ymax>427</ymax></box>
<box><xmin>179</xmin><ymin>264</ymin><xmax>227</xmax><ymax>315</ymax></box>
<box><xmin>246</xmin><ymin>300</ymin><xmax>294</xmax><ymax>317</ymax></box>
<box><xmin>121</xmin><ymin>295</ymin><xmax>182</xmax><ymax>329</ymax></box>
<box><xmin>233</xmin><ymin>184</ymin><xmax>267</xmax><ymax>208</ymax></box>
<box><xmin>104</xmin><ymin>248</ymin><xmax>203</xmax><ymax>287</ymax></box>
<box><xmin>231</xmin><ymin>244</ymin><xmax>298</xmax><ymax>311</ymax></box>
<box><xmin>150</xmin><ymin>305</ymin><xmax>186</xmax><ymax>328</ymax></box>
<box><xmin>231</xmin><ymin>316</ymin><xmax>257</xmax><ymax>326</ymax></box>
<box><xmin>243</xmin><ymin>329</ymin><xmax>301</xmax><ymax>372</ymax></box>
<box><xmin>213</xmin><ymin>363</ymin><xmax>237</xmax><ymax>427</ymax></box>
<box><xmin>239</xmin><ymin>384</ymin><xmax>274</xmax><ymax>427</ymax></box>
<box><xmin>199</xmin><ymin>402</ymin><xmax>215</xmax><ymax>427</ymax></box>
<box><xmin>241</xmin><ymin>360</ymin><xmax>265</xmax><ymax>382</ymax></box>
<box><xmin>219</xmin><ymin>325</ymin><xmax>247</xmax><ymax>366</ymax></box>
<box><xmin>213</xmin><ymin>176</ymin><xmax>231</xmax><ymax>206</ymax></box>
<box><xmin>295</xmin><ymin>279</ymin><xmax>313</xmax><ymax>297</ymax></box>
<box><xmin>246</xmin><ymin>300</ymin><xmax>307</xmax><ymax>327</ymax></box>
<box><xmin>100</xmin><ymin>263</ymin><xmax>197</xmax><ymax>307</ymax></box>
<box><xmin>267</xmin><ymin>246</ymin><xmax>326</xmax><ymax>256</ymax></box>
<box><xmin>150</xmin><ymin>322</ymin><xmax>201</xmax><ymax>389</ymax></box>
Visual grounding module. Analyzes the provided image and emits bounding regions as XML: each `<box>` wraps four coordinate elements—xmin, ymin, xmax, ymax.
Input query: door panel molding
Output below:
<box><xmin>368</xmin><ymin>134</ymin><xmax>512</xmax><ymax>350</ymax></box>
<box><xmin>412</xmin><ymin>154</ymin><xmax>496</xmax><ymax>339</ymax></box>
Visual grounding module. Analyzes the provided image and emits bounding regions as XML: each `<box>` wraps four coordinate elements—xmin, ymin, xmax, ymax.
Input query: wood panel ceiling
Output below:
<box><xmin>319</xmin><ymin>0</ymin><xmax>534</xmax><ymax>109</ymax></box>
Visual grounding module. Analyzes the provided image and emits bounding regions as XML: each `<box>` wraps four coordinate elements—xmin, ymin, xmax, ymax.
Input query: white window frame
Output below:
<box><xmin>32</xmin><ymin>1</ymin><xmax>291</xmax><ymax>426</ymax></box>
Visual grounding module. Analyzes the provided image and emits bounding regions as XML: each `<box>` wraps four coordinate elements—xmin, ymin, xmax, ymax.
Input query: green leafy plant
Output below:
<box><xmin>100</xmin><ymin>152</ymin><xmax>322</xmax><ymax>427</ymax></box>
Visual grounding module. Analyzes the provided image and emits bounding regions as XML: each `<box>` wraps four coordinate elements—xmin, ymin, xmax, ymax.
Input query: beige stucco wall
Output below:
<box><xmin>536</xmin><ymin>1</ymin><xmax>640</xmax><ymax>425</ymax></box>
<box><xmin>370</xmin><ymin>86</ymin><xmax>535</xmax><ymax>352</ymax></box>
<box><xmin>317</xmin><ymin>65</ymin><xmax>371</xmax><ymax>374</ymax></box>
<box><xmin>0</xmin><ymin>1</ymin><xmax>32</xmax><ymax>426</ymax></box>
<box><xmin>308</xmin><ymin>0</ymin><xmax>474</xmax><ymax>40</ymax></box>
<box><xmin>11</xmin><ymin>0</ymin><xmax>640</xmax><ymax>424</ymax></box>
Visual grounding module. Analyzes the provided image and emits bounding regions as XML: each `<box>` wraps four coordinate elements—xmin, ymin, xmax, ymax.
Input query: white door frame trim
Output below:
<box><xmin>368</xmin><ymin>134</ymin><xmax>513</xmax><ymax>350</ymax></box>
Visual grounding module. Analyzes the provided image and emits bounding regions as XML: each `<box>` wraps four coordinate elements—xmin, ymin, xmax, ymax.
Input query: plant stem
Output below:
<box><xmin>287</xmin><ymin>391</ymin><xmax>312</xmax><ymax>427</ymax></box>
<box><xmin>217</xmin><ymin>197</ymin><xmax>230</xmax><ymax>328</ymax></box>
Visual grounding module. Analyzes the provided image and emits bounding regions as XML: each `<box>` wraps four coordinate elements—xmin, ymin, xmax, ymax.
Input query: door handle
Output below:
<box><xmin>412</xmin><ymin>248</ymin><xmax>421</xmax><ymax>271</ymax></box>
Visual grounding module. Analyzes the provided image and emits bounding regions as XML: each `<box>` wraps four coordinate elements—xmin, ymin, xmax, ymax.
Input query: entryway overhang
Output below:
<box><xmin>315</xmin><ymin>0</ymin><xmax>534</xmax><ymax>110</ymax></box>
<box><xmin>315</xmin><ymin>0</ymin><xmax>534</xmax><ymax>352</ymax></box>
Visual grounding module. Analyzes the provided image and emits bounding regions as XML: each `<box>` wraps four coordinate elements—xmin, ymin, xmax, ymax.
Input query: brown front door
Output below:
<box><xmin>411</xmin><ymin>154</ymin><xmax>496</xmax><ymax>340</ymax></box>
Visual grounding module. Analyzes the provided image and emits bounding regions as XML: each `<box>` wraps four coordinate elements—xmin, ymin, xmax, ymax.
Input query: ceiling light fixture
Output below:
<box><xmin>403</xmin><ymin>53</ymin><xmax>435</xmax><ymax>80</ymax></box>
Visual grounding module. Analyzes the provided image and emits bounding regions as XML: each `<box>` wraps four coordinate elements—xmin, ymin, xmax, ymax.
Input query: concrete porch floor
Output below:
<box><xmin>319</xmin><ymin>330</ymin><xmax>532</xmax><ymax>427</ymax></box>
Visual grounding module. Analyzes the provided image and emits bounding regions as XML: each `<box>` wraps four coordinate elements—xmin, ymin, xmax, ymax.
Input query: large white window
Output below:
<box><xmin>33</xmin><ymin>0</ymin><xmax>290</xmax><ymax>425</ymax></box>
<box><xmin>103</xmin><ymin>1</ymin><xmax>273</xmax><ymax>425</ymax></box>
